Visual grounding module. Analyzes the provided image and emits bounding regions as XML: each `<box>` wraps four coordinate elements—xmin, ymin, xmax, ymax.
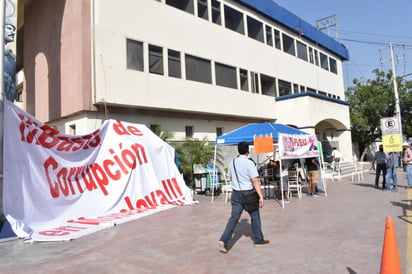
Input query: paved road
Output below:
<box><xmin>0</xmin><ymin>169</ymin><xmax>410</xmax><ymax>274</ymax></box>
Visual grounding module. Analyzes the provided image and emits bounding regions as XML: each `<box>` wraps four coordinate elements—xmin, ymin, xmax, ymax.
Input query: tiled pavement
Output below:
<box><xmin>0</xmin><ymin>169</ymin><xmax>410</xmax><ymax>274</ymax></box>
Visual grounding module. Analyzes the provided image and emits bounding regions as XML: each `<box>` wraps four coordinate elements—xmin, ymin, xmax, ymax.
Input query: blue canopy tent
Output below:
<box><xmin>215</xmin><ymin>122</ymin><xmax>308</xmax><ymax>145</ymax></box>
<box><xmin>212</xmin><ymin>122</ymin><xmax>310</xmax><ymax>207</ymax></box>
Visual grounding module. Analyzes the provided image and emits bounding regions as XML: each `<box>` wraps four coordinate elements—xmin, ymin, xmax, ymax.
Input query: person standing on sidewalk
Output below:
<box><xmin>371</xmin><ymin>144</ymin><xmax>387</xmax><ymax>189</ymax></box>
<box><xmin>305</xmin><ymin>157</ymin><xmax>320</xmax><ymax>197</ymax></box>
<box><xmin>385</xmin><ymin>152</ymin><xmax>400</xmax><ymax>191</ymax></box>
<box><xmin>403</xmin><ymin>143</ymin><xmax>412</xmax><ymax>188</ymax></box>
<box><xmin>219</xmin><ymin>142</ymin><xmax>270</xmax><ymax>253</ymax></box>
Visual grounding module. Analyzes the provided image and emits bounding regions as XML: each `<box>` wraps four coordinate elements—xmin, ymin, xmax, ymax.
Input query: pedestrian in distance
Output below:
<box><xmin>219</xmin><ymin>142</ymin><xmax>270</xmax><ymax>253</ymax></box>
<box><xmin>402</xmin><ymin>143</ymin><xmax>412</xmax><ymax>188</ymax></box>
<box><xmin>385</xmin><ymin>152</ymin><xmax>400</xmax><ymax>192</ymax></box>
<box><xmin>305</xmin><ymin>157</ymin><xmax>320</xmax><ymax>197</ymax></box>
<box><xmin>371</xmin><ymin>144</ymin><xmax>387</xmax><ymax>189</ymax></box>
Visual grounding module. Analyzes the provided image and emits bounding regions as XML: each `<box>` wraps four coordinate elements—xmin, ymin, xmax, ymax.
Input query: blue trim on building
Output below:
<box><xmin>236</xmin><ymin>0</ymin><xmax>349</xmax><ymax>60</ymax></box>
<box><xmin>275</xmin><ymin>91</ymin><xmax>350</xmax><ymax>106</ymax></box>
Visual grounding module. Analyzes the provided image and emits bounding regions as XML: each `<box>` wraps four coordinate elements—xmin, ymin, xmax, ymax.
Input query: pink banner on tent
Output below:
<box><xmin>278</xmin><ymin>133</ymin><xmax>320</xmax><ymax>159</ymax></box>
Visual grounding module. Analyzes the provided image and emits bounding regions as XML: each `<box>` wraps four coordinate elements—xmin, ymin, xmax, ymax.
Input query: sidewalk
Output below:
<box><xmin>0</xmin><ymin>169</ymin><xmax>410</xmax><ymax>274</ymax></box>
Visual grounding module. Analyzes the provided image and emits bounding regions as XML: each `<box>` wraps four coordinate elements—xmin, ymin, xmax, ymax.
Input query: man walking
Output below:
<box><xmin>219</xmin><ymin>142</ymin><xmax>269</xmax><ymax>253</ymax></box>
<box><xmin>371</xmin><ymin>144</ymin><xmax>387</xmax><ymax>189</ymax></box>
<box><xmin>385</xmin><ymin>152</ymin><xmax>400</xmax><ymax>191</ymax></box>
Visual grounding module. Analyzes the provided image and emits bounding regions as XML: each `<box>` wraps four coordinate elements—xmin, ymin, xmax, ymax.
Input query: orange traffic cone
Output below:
<box><xmin>380</xmin><ymin>217</ymin><xmax>401</xmax><ymax>274</ymax></box>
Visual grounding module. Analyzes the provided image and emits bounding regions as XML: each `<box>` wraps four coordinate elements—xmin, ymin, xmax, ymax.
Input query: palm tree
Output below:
<box><xmin>175</xmin><ymin>137</ymin><xmax>223</xmax><ymax>188</ymax></box>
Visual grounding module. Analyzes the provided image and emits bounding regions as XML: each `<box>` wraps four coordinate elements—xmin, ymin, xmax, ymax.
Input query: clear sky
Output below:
<box><xmin>273</xmin><ymin>0</ymin><xmax>412</xmax><ymax>89</ymax></box>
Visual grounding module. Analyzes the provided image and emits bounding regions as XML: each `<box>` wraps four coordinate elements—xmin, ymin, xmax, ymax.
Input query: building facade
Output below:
<box><xmin>18</xmin><ymin>0</ymin><xmax>353</xmax><ymax>160</ymax></box>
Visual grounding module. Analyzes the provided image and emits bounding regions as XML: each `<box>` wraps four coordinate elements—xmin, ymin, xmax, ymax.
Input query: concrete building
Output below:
<box><xmin>16</xmin><ymin>0</ymin><xmax>353</xmax><ymax>160</ymax></box>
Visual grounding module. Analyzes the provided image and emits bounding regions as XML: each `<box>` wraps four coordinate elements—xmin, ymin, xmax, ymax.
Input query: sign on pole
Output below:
<box><xmin>380</xmin><ymin>117</ymin><xmax>402</xmax><ymax>152</ymax></box>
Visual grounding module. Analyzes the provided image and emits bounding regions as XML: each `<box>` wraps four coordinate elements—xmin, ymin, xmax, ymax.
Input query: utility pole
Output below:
<box><xmin>389</xmin><ymin>43</ymin><xmax>403</xmax><ymax>143</ymax></box>
<box><xmin>316</xmin><ymin>14</ymin><xmax>339</xmax><ymax>41</ymax></box>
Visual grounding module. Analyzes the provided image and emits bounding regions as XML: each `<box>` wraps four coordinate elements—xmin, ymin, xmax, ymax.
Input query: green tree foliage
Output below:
<box><xmin>150</xmin><ymin>124</ymin><xmax>175</xmax><ymax>142</ymax></box>
<box><xmin>175</xmin><ymin>138</ymin><xmax>223</xmax><ymax>187</ymax></box>
<box><xmin>345</xmin><ymin>69</ymin><xmax>412</xmax><ymax>158</ymax></box>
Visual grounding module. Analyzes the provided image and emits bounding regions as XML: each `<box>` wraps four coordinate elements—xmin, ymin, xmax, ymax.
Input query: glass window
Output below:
<box><xmin>320</xmin><ymin>52</ymin><xmax>329</xmax><ymax>70</ymax></box>
<box><xmin>265</xmin><ymin>25</ymin><xmax>273</xmax><ymax>46</ymax></box>
<box><xmin>168</xmin><ymin>49</ymin><xmax>181</xmax><ymax>78</ymax></box>
<box><xmin>240</xmin><ymin>68</ymin><xmax>248</xmax><ymax>91</ymax></box>
<box><xmin>126</xmin><ymin>39</ymin><xmax>143</xmax><ymax>71</ymax></box>
<box><xmin>166</xmin><ymin>0</ymin><xmax>194</xmax><ymax>14</ymax></box>
<box><xmin>307</xmin><ymin>87</ymin><xmax>316</xmax><ymax>93</ymax></box>
<box><xmin>185</xmin><ymin>54</ymin><xmax>212</xmax><ymax>84</ymax></box>
<box><xmin>224</xmin><ymin>5</ymin><xmax>244</xmax><ymax>34</ymax></box>
<box><xmin>215</xmin><ymin>62</ymin><xmax>237</xmax><ymax>89</ymax></box>
<box><xmin>329</xmin><ymin>57</ymin><xmax>337</xmax><ymax>74</ymax></box>
<box><xmin>260</xmin><ymin>74</ymin><xmax>276</xmax><ymax>97</ymax></box>
<box><xmin>278</xmin><ymin>79</ymin><xmax>291</xmax><ymax>96</ymax></box>
<box><xmin>314</xmin><ymin>49</ymin><xmax>319</xmax><ymax>66</ymax></box>
<box><xmin>197</xmin><ymin>0</ymin><xmax>208</xmax><ymax>20</ymax></box>
<box><xmin>149</xmin><ymin>45</ymin><xmax>163</xmax><ymax>75</ymax></box>
<box><xmin>250</xmin><ymin>72</ymin><xmax>259</xmax><ymax>93</ymax></box>
<box><xmin>212</xmin><ymin>0</ymin><xmax>221</xmax><ymax>25</ymax></box>
<box><xmin>297</xmin><ymin>41</ymin><xmax>307</xmax><ymax>61</ymax></box>
<box><xmin>293</xmin><ymin>83</ymin><xmax>299</xmax><ymax>94</ymax></box>
<box><xmin>247</xmin><ymin>16</ymin><xmax>264</xmax><ymax>42</ymax></box>
<box><xmin>282</xmin><ymin>33</ymin><xmax>295</xmax><ymax>56</ymax></box>
<box><xmin>308</xmin><ymin>47</ymin><xmax>314</xmax><ymax>64</ymax></box>
<box><xmin>274</xmin><ymin>29</ymin><xmax>281</xmax><ymax>49</ymax></box>
<box><xmin>216</xmin><ymin>127</ymin><xmax>223</xmax><ymax>137</ymax></box>
<box><xmin>185</xmin><ymin>126</ymin><xmax>193</xmax><ymax>138</ymax></box>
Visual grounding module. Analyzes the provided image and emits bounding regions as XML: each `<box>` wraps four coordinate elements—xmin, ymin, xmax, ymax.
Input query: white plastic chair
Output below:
<box><xmin>222</xmin><ymin>173</ymin><xmax>232</xmax><ymax>203</ymax></box>
<box><xmin>288</xmin><ymin>169</ymin><xmax>302</xmax><ymax>199</ymax></box>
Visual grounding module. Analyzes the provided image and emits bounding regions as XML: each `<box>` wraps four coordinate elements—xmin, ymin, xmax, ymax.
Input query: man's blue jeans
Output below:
<box><xmin>385</xmin><ymin>168</ymin><xmax>397</xmax><ymax>190</ymax></box>
<box><xmin>375</xmin><ymin>163</ymin><xmax>387</xmax><ymax>188</ymax></box>
<box><xmin>219</xmin><ymin>190</ymin><xmax>264</xmax><ymax>245</ymax></box>
<box><xmin>406</xmin><ymin>165</ymin><xmax>412</xmax><ymax>186</ymax></box>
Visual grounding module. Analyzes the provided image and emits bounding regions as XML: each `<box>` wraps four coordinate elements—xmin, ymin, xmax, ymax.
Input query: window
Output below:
<box><xmin>149</xmin><ymin>45</ymin><xmax>163</xmax><ymax>75</ymax></box>
<box><xmin>69</xmin><ymin>124</ymin><xmax>76</xmax><ymax>135</ymax></box>
<box><xmin>250</xmin><ymin>72</ymin><xmax>259</xmax><ymax>93</ymax></box>
<box><xmin>320</xmin><ymin>52</ymin><xmax>329</xmax><ymax>70</ymax></box>
<box><xmin>197</xmin><ymin>0</ymin><xmax>208</xmax><ymax>20</ymax></box>
<box><xmin>314</xmin><ymin>49</ymin><xmax>319</xmax><ymax>66</ymax></box>
<box><xmin>166</xmin><ymin>0</ymin><xmax>194</xmax><ymax>14</ymax></box>
<box><xmin>282</xmin><ymin>34</ymin><xmax>295</xmax><ymax>56</ymax></box>
<box><xmin>126</xmin><ymin>39</ymin><xmax>143</xmax><ymax>71</ymax></box>
<box><xmin>296</xmin><ymin>41</ymin><xmax>307</xmax><ymax>61</ymax></box>
<box><xmin>278</xmin><ymin>79</ymin><xmax>291</xmax><ymax>96</ymax></box>
<box><xmin>224</xmin><ymin>5</ymin><xmax>244</xmax><ymax>34</ymax></box>
<box><xmin>185</xmin><ymin>126</ymin><xmax>193</xmax><ymax>138</ymax></box>
<box><xmin>265</xmin><ymin>25</ymin><xmax>273</xmax><ymax>46</ymax></box>
<box><xmin>212</xmin><ymin>0</ymin><xmax>221</xmax><ymax>25</ymax></box>
<box><xmin>293</xmin><ymin>83</ymin><xmax>299</xmax><ymax>94</ymax></box>
<box><xmin>185</xmin><ymin>54</ymin><xmax>212</xmax><ymax>84</ymax></box>
<box><xmin>307</xmin><ymin>87</ymin><xmax>316</xmax><ymax>93</ymax></box>
<box><xmin>308</xmin><ymin>47</ymin><xmax>314</xmax><ymax>64</ymax></box>
<box><xmin>318</xmin><ymin>90</ymin><xmax>327</xmax><ymax>96</ymax></box>
<box><xmin>300</xmin><ymin>85</ymin><xmax>306</xmax><ymax>92</ymax></box>
<box><xmin>260</xmin><ymin>74</ymin><xmax>276</xmax><ymax>97</ymax></box>
<box><xmin>216</xmin><ymin>127</ymin><xmax>223</xmax><ymax>137</ymax></box>
<box><xmin>215</xmin><ymin>62</ymin><xmax>237</xmax><ymax>89</ymax></box>
<box><xmin>274</xmin><ymin>29</ymin><xmax>281</xmax><ymax>49</ymax></box>
<box><xmin>247</xmin><ymin>16</ymin><xmax>264</xmax><ymax>42</ymax></box>
<box><xmin>240</xmin><ymin>68</ymin><xmax>248</xmax><ymax>91</ymax></box>
<box><xmin>168</xmin><ymin>49</ymin><xmax>181</xmax><ymax>78</ymax></box>
<box><xmin>329</xmin><ymin>57</ymin><xmax>337</xmax><ymax>74</ymax></box>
